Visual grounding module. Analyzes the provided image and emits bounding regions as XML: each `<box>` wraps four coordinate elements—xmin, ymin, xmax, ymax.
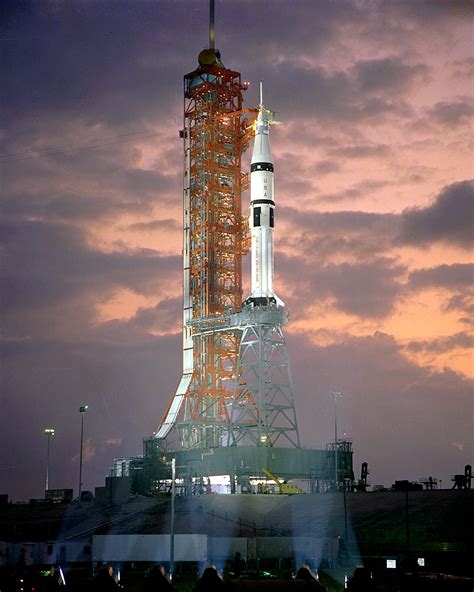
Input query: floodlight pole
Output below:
<box><xmin>170</xmin><ymin>457</ymin><xmax>176</xmax><ymax>580</ymax></box>
<box><xmin>330</xmin><ymin>392</ymin><xmax>342</xmax><ymax>491</ymax></box>
<box><xmin>405</xmin><ymin>488</ymin><xmax>410</xmax><ymax>555</ymax></box>
<box><xmin>78</xmin><ymin>404</ymin><xmax>88</xmax><ymax>499</ymax></box>
<box><xmin>44</xmin><ymin>428</ymin><xmax>55</xmax><ymax>492</ymax></box>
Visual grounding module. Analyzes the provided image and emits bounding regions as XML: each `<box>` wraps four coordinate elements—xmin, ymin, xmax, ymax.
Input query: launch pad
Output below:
<box><xmin>114</xmin><ymin>438</ymin><xmax>354</xmax><ymax>497</ymax></box>
<box><xmin>172</xmin><ymin>444</ymin><xmax>352</xmax><ymax>493</ymax></box>
<box><xmin>112</xmin><ymin>3</ymin><xmax>354</xmax><ymax>493</ymax></box>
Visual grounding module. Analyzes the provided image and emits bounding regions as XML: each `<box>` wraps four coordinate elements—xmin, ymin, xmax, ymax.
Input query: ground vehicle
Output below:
<box><xmin>261</xmin><ymin>468</ymin><xmax>305</xmax><ymax>495</ymax></box>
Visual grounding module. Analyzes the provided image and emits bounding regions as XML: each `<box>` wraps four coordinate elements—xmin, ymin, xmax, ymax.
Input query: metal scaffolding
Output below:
<box><xmin>228</xmin><ymin>306</ymin><xmax>301</xmax><ymax>448</ymax></box>
<box><xmin>155</xmin><ymin>48</ymin><xmax>255</xmax><ymax>449</ymax></box>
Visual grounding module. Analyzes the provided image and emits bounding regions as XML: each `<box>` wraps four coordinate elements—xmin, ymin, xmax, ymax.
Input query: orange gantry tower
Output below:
<box><xmin>155</xmin><ymin>46</ymin><xmax>255</xmax><ymax>449</ymax></box>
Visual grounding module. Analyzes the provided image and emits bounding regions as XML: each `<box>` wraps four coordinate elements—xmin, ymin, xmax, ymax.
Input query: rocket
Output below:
<box><xmin>246</xmin><ymin>82</ymin><xmax>283</xmax><ymax>307</ymax></box>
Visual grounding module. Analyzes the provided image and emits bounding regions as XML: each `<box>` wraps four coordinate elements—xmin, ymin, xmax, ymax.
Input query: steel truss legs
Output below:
<box><xmin>228</xmin><ymin>310</ymin><xmax>300</xmax><ymax>448</ymax></box>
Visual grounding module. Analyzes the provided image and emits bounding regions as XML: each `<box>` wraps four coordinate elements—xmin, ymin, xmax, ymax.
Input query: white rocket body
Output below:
<box><xmin>247</xmin><ymin>88</ymin><xmax>283</xmax><ymax>307</ymax></box>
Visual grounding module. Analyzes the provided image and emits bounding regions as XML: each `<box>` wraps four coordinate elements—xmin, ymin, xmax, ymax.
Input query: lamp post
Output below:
<box><xmin>330</xmin><ymin>392</ymin><xmax>342</xmax><ymax>491</ymax></box>
<box><xmin>78</xmin><ymin>404</ymin><xmax>88</xmax><ymax>499</ymax></box>
<box><xmin>43</xmin><ymin>428</ymin><xmax>55</xmax><ymax>492</ymax></box>
<box><xmin>170</xmin><ymin>458</ymin><xmax>176</xmax><ymax>581</ymax></box>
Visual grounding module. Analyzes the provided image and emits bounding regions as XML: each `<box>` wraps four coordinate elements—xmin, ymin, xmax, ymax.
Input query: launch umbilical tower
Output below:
<box><xmin>156</xmin><ymin>15</ymin><xmax>254</xmax><ymax>449</ymax></box>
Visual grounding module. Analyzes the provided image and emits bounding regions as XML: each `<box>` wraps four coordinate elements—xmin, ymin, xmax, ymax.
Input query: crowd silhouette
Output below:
<box><xmin>3</xmin><ymin>562</ymin><xmax>388</xmax><ymax>591</ymax></box>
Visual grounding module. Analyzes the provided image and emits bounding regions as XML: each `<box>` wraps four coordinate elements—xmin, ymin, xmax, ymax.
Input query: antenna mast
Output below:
<box><xmin>209</xmin><ymin>0</ymin><xmax>215</xmax><ymax>49</ymax></box>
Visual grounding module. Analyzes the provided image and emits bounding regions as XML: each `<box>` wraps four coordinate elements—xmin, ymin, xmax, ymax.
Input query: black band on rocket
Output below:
<box><xmin>251</xmin><ymin>162</ymin><xmax>274</xmax><ymax>172</ymax></box>
<box><xmin>251</xmin><ymin>199</ymin><xmax>275</xmax><ymax>206</ymax></box>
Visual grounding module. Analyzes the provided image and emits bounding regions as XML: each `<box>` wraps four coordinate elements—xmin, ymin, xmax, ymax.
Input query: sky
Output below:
<box><xmin>1</xmin><ymin>0</ymin><xmax>472</xmax><ymax>501</ymax></box>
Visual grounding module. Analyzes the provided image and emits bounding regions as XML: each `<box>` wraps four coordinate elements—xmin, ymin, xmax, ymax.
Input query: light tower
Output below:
<box><xmin>43</xmin><ymin>427</ymin><xmax>55</xmax><ymax>492</ymax></box>
<box><xmin>78</xmin><ymin>404</ymin><xmax>88</xmax><ymax>498</ymax></box>
<box><xmin>330</xmin><ymin>391</ymin><xmax>343</xmax><ymax>490</ymax></box>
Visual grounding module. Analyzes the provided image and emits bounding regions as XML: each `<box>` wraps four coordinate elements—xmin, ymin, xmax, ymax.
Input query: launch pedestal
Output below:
<box><xmin>228</xmin><ymin>304</ymin><xmax>300</xmax><ymax>448</ymax></box>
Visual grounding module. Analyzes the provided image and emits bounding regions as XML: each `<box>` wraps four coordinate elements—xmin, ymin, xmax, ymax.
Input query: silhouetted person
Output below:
<box><xmin>233</xmin><ymin>552</ymin><xmax>242</xmax><ymax>578</ymax></box>
<box><xmin>141</xmin><ymin>565</ymin><xmax>176</xmax><ymax>591</ymax></box>
<box><xmin>347</xmin><ymin>566</ymin><xmax>375</xmax><ymax>591</ymax></box>
<box><xmin>93</xmin><ymin>565</ymin><xmax>119</xmax><ymax>591</ymax></box>
<box><xmin>193</xmin><ymin>565</ymin><xmax>226</xmax><ymax>591</ymax></box>
<box><xmin>296</xmin><ymin>565</ymin><xmax>327</xmax><ymax>590</ymax></box>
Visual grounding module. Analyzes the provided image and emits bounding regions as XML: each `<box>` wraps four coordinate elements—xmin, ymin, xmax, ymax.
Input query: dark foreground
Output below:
<box><xmin>2</xmin><ymin>566</ymin><xmax>474</xmax><ymax>592</ymax></box>
<box><xmin>1</xmin><ymin>490</ymin><xmax>472</xmax><ymax>590</ymax></box>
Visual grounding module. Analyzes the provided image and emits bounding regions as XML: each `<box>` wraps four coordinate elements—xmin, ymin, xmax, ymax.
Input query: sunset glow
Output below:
<box><xmin>1</xmin><ymin>1</ymin><xmax>472</xmax><ymax>500</ymax></box>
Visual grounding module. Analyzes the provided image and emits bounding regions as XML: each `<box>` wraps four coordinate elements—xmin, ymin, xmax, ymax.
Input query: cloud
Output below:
<box><xmin>451</xmin><ymin>57</ymin><xmax>474</xmax><ymax>79</ymax></box>
<box><xmin>314</xmin><ymin>180</ymin><xmax>390</xmax><ymax>204</ymax></box>
<box><xmin>406</xmin><ymin>332</ymin><xmax>474</xmax><ymax>353</ymax></box>
<box><xmin>398</xmin><ymin>180</ymin><xmax>474</xmax><ymax>249</ymax></box>
<box><xmin>130</xmin><ymin>297</ymin><xmax>181</xmax><ymax>334</ymax></box>
<box><xmin>279</xmin><ymin>254</ymin><xmax>405</xmax><ymax>318</ymax></box>
<box><xmin>408</xmin><ymin>263</ymin><xmax>473</xmax><ymax>291</ymax></box>
<box><xmin>271</xmin><ymin>62</ymin><xmax>415</xmax><ymax>125</ymax></box>
<box><xmin>279</xmin><ymin>181</ymin><xmax>473</xmax><ymax>262</ymax></box>
<box><xmin>2</xmin><ymin>192</ymin><xmax>143</xmax><ymax>224</ymax></box>
<box><xmin>444</xmin><ymin>294</ymin><xmax>474</xmax><ymax>317</ymax></box>
<box><xmin>330</xmin><ymin>143</ymin><xmax>392</xmax><ymax>159</ymax></box>
<box><xmin>0</xmin><ymin>330</ymin><xmax>181</xmax><ymax>499</ymax></box>
<box><xmin>1</xmin><ymin>136</ymin><xmax>180</xmax><ymax>226</ymax></box>
<box><xmin>1</xmin><ymin>3</ymin><xmax>188</xmax><ymax>128</ymax></box>
<box><xmin>128</xmin><ymin>219</ymin><xmax>180</xmax><ymax>233</ymax></box>
<box><xmin>282</xmin><ymin>208</ymin><xmax>396</xmax><ymax>235</ymax></box>
<box><xmin>280</xmin><ymin>207</ymin><xmax>397</xmax><ymax>260</ymax></box>
<box><xmin>392</xmin><ymin>0</ymin><xmax>472</xmax><ymax>21</ymax></box>
<box><xmin>429</xmin><ymin>100</ymin><xmax>474</xmax><ymax>126</ymax></box>
<box><xmin>71</xmin><ymin>438</ymin><xmax>96</xmax><ymax>463</ymax></box>
<box><xmin>312</xmin><ymin>160</ymin><xmax>341</xmax><ymax>174</ymax></box>
<box><xmin>289</xmin><ymin>330</ymin><xmax>473</xmax><ymax>487</ymax></box>
<box><xmin>354</xmin><ymin>57</ymin><xmax>429</xmax><ymax>94</ymax></box>
<box><xmin>0</xmin><ymin>219</ymin><xmax>180</xmax><ymax>318</ymax></box>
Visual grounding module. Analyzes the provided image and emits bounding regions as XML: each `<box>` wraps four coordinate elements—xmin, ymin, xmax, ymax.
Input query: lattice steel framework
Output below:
<box><xmin>228</xmin><ymin>306</ymin><xmax>301</xmax><ymax>448</ymax></box>
<box><xmin>156</xmin><ymin>52</ymin><xmax>255</xmax><ymax>449</ymax></box>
